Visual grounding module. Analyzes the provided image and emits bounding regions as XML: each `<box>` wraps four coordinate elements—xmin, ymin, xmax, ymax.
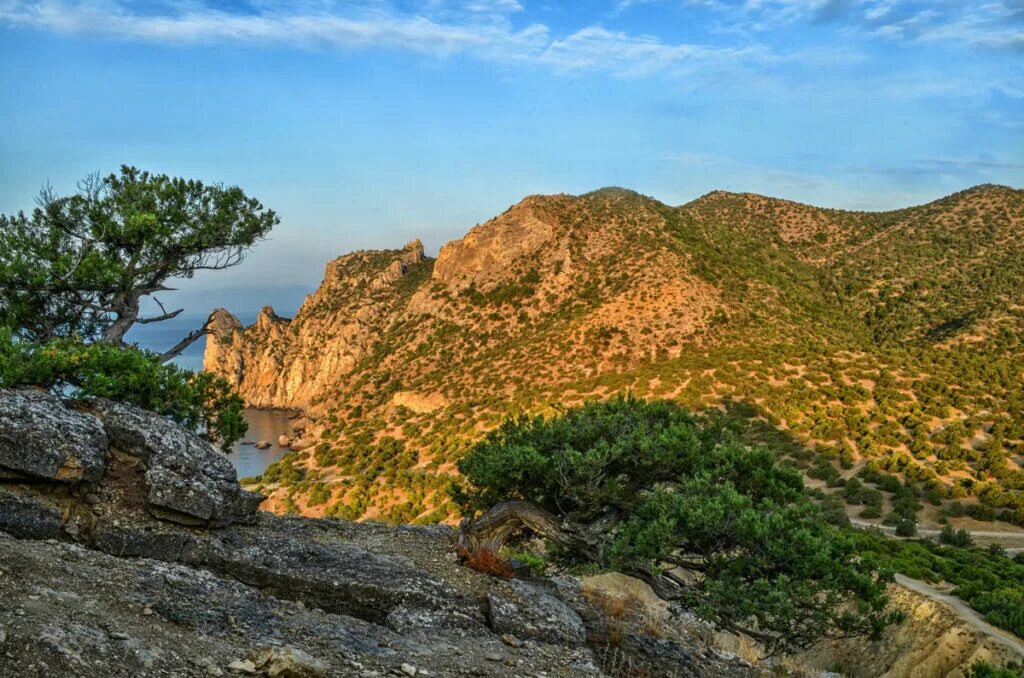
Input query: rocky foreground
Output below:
<box><xmin>0</xmin><ymin>388</ymin><xmax>756</xmax><ymax>677</ymax></box>
<box><xmin>3</xmin><ymin>387</ymin><xmax>1024</xmax><ymax>677</ymax></box>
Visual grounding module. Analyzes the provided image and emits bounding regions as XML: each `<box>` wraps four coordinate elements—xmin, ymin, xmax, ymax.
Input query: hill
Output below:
<box><xmin>204</xmin><ymin>185</ymin><xmax>1024</xmax><ymax>528</ymax></box>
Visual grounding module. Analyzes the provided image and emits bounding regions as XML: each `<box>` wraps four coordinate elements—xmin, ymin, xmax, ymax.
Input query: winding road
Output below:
<box><xmin>894</xmin><ymin>574</ymin><xmax>1024</xmax><ymax>658</ymax></box>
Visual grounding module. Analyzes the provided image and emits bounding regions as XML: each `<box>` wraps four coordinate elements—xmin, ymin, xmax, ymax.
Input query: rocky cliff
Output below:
<box><xmin>204</xmin><ymin>240</ymin><xmax>428</xmax><ymax>410</ymax></box>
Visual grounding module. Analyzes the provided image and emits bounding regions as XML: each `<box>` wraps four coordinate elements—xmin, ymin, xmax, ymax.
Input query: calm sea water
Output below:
<box><xmin>128</xmin><ymin>313</ymin><xmax>293</xmax><ymax>478</ymax></box>
<box><xmin>228</xmin><ymin>408</ymin><xmax>297</xmax><ymax>479</ymax></box>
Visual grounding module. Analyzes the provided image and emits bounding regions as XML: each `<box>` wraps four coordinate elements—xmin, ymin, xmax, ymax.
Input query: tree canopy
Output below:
<box><xmin>454</xmin><ymin>396</ymin><xmax>901</xmax><ymax>655</ymax></box>
<box><xmin>0</xmin><ymin>166</ymin><xmax>278</xmax><ymax>357</ymax></box>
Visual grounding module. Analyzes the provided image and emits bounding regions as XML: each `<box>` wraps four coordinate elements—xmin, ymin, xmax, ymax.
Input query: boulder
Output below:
<box><xmin>0</xmin><ymin>389</ymin><xmax>107</xmax><ymax>483</ymax></box>
<box><xmin>255</xmin><ymin>440</ymin><xmax>272</xmax><ymax>449</ymax></box>
<box><xmin>277</xmin><ymin>435</ymin><xmax>291</xmax><ymax>448</ymax></box>
<box><xmin>0</xmin><ymin>488</ymin><xmax>63</xmax><ymax>540</ymax></box>
<box><xmin>177</xmin><ymin>520</ymin><xmax>482</xmax><ymax>627</ymax></box>
<box><xmin>94</xmin><ymin>399</ymin><xmax>261</xmax><ymax>526</ymax></box>
<box><xmin>487</xmin><ymin>579</ymin><xmax>586</xmax><ymax>646</ymax></box>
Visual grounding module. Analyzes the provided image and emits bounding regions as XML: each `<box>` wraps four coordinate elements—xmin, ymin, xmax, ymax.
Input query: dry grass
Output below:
<box><xmin>455</xmin><ymin>545</ymin><xmax>514</xmax><ymax>579</ymax></box>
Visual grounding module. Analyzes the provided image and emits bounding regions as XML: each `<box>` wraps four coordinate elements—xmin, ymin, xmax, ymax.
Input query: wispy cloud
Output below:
<box><xmin>0</xmin><ymin>1</ymin><xmax>776</xmax><ymax>76</ymax></box>
<box><xmin>626</xmin><ymin>0</ymin><xmax>1024</xmax><ymax>51</ymax></box>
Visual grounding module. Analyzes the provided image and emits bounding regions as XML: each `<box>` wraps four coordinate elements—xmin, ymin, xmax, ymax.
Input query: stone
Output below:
<box><xmin>501</xmin><ymin>633</ymin><xmax>525</xmax><ymax>648</ymax></box>
<box><xmin>278</xmin><ymin>435</ymin><xmax>291</xmax><ymax>448</ymax></box>
<box><xmin>399</xmin><ymin>663</ymin><xmax>417</xmax><ymax>676</ymax></box>
<box><xmin>227</xmin><ymin>658</ymin><xmax>256</xmax><ymax>674</ymax></box>
<box><xmin>0</xmin><ymin>389</ymin><xmax>107</xmax><ymax>483</ymax></box>
<box><xmin>251</xmin><ymin>646</ymin><xmax>329</xmax><ymax>677</ymax></box>
<box><xmin>0</xmin><ymin>490</ymin><xmax>63</xmax><ymax>540</ymax></box>
<box><xmin>93</xmin><ymin>399</ymin><xmax>263</xmax><ymax>526</ymax></box>
<box><xmin>487</xmin><ymin>580</ymin><xmax>586</xmax><ymax>646</ymax></box>
<box><xmin>255</xmin><ymin>440</ymin><xmax>272</xmax><ymax>450</ymax></box>
<box><xmin>176</xmin><ymin>520</ymin><xmax>483</xmax><ymax>628</ymax></box>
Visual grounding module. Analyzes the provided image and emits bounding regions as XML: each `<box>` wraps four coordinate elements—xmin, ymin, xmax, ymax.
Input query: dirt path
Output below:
<box><xmin>894</xmin><ymin>574</ymin><xmax>1024</xmax><ymax>659</ymax></box>
<box><xmin>849</xmin><ymin>519</ymin><xmax>1024</xmax><ymax>554</ymax></box>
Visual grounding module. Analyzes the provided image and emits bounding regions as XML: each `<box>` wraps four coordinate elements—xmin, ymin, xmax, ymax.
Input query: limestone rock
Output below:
<box><xmin>391</xmin><ymin>391</ymin><xmax>448</xmax><ymax>414</ymax></box>
<box><xmin>487</xmin><ymin>579</ymin><xmax>586</xmax><ymax>646</ymax></box>
<box><xmin>201</xmin><ymin>239</ymin><xmax>432</xmax><ymax>411</ymax></box>
<box><xmin>0</xmin><ymin>488</ymin><xmax>63</xmax><ymax>540</ymax></box>
<box><xmin>251</xmin><ymin>646</ymin><xmax>329</xmax><ymax>677</ymax></box>
<box><xmin>0</xmin><ymin>389</ymin><xmax>107</xmax><ymax>483</ymax></box>
<box><xmin>95</xmin><ymin>399</ymin><xmax>262</xmax><ymax>526</ymax></box>
<box><xmin>433</xmin><ymin>203</ymin><xmax>555</xmax><ymax>285</ymax></box>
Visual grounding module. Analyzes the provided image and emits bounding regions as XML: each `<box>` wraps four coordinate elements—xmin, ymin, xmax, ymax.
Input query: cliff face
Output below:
<box><xmin>795</xmin><ymin>582</ymin><xmax>1024</xmax><ymax>677</ymax></box>
<box><xmin>204</xmin><ymin>239</ymin><xmax>428</xmax><ymax>410</ymax></box>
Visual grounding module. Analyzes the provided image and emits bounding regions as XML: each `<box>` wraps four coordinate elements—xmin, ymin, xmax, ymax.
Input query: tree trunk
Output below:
<box><xmin>458</xmin><ymin>500</ymin><xmax>606</xmax><ymax>563</ymax></box>
<box><xmin>100</xmin><ymin>293</ymin><xmax>139</xmax><ymax>345</ymax></box>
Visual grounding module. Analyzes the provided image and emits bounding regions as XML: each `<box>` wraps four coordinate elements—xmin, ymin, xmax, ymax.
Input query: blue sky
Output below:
<box><xmin>1</xmin><ymin>0</ymin><xmax>1022</xmax><ymax>315</ymax></box>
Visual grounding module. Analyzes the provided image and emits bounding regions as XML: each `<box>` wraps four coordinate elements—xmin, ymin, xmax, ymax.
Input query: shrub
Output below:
<box><xmin>938</xmin><ymin>525</ymin><xmax>974</xmax><ymax>547</ymax></box>
<box><xmin>0</xmin><ymin>330</ymin><xmax>245</xmax><ymax>450</ymax></box>
<box><xmin>454</xmin><ymin>396</ymin><xmax>900</xmax><ymax>655</ymax></box>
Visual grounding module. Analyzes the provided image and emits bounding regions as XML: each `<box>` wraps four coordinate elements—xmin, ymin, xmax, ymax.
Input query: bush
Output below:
<box><xmin>0</xmin><ymin>330</ymin><xmax>245</xmax><ymax>450</ymax></box>
<box><xmin>454</xmin><ymin>396</ymin><xmax>899</xmax><ymax>655</ymax></box>
<box><xmin>966</xmin><ymin>660</ymin><xmax>1024</xmax><ymax>678</ymax></box>
<box><xmin>895</xmin><ymin>517</ymin><xmax>917</xmax><ymax>537</ymax></box>
<box><xmin>939</xmin><ymin>525</ymin><xmax>974</xmax><ymax>547</ymax></box>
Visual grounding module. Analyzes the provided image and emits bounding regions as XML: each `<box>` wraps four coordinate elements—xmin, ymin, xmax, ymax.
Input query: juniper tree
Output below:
<box><xmin>0</xmin><ymin>166</ymin><xmax>278</xmax><ymax>360</ymax></box>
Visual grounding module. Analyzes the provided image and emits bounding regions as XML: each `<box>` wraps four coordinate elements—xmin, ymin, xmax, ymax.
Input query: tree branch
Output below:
<box><xmin>158</xmin><ymin>313</ymin><xmax>214</xmax><ymax>364</ymax></box>
<box><xmin>135</xmin><ymin>308</ymin><xmax>184</xmax><ymax>324</ymax></box>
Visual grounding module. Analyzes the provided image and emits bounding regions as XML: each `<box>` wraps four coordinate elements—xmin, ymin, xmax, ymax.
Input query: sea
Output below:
<box><xmin>127</xmin><ymin>313</ymin><xmax>295</xmax><ymax>478</ymax></box>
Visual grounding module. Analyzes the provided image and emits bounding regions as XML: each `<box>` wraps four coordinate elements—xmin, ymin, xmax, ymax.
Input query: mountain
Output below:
<box><xmin>204</xmin><ymin>185</ymin><xmax>1024</xmax><ymax>526</ymax></box>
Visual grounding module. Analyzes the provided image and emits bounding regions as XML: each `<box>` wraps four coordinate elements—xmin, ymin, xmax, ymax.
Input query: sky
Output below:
<box><xmin>1</xmin><ymin>0</ymin><xmax>1022</xmax><ymax>317</ymax></box>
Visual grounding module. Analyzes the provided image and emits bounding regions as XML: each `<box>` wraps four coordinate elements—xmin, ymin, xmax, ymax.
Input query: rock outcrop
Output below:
<box><xmin>0</xmin><ymin>387</ymin><xmax>760</xmax><ymax>677</ymax></box>
<box><xmin>0</xmin><ymin>389</ymin><xmax>108</xmax><ymax>483</ymax></box>
<box><xmin>432</xmin><ymin>201</ymin><xmax>557</xmax><ymax>286</ymax></box>
<box><xmin>203</xmin><ymin>240</ymin><xmax>430</xmax><ymax>410</ymax></box>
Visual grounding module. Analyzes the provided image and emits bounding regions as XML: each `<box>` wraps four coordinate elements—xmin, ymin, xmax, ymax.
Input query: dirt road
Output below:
<box><xmin>894</xmin><ymin>574</ymin><xmax>1024</xmax><ymax>658</ymax></box>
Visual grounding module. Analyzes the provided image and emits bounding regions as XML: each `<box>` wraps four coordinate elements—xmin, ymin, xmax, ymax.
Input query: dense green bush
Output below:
<box><xmin>454</xmin><ymin>396</ymin><xmax>899</xmax><ymax>655</ymax></box>
<box><xmin>0</xmin><ymin>330</ymin><xmax>245</xmax><ymax>450</ymax></box>
<box><xmin>966</xmin><ymin>660</ymin><xmax>1024</xmax><ymax>678</ymax></box>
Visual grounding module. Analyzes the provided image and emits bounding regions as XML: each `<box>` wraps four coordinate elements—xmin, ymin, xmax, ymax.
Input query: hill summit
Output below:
<box><xmin>204</xmin><ymin>185</ymin><xmax>1024</xmax><ymax>526</ymax></box>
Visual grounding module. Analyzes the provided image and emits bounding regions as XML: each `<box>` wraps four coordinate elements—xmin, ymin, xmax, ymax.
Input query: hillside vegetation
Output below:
<box><xmin>205</xmin><ymin>184</ymin><xmax>1024</xmax><ymax>534</ymax></box>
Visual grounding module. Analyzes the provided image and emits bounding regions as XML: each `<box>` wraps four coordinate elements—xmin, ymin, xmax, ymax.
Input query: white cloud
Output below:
<box><xmin>0</xmin><ymin>0</ymin><xmax>780</xmax><ymax>76</ymax></box>
<box><xmin>626</xmin><ymin>0</ymin><xmax>1024</xmax><ymax>51</ymax></box>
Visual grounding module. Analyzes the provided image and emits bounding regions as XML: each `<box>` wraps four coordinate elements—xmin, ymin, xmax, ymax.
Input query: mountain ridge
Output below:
<box><xmin>204</xmin><ymin>184</ymin><xmax>1024</xmax><ymax>527</ymax></box>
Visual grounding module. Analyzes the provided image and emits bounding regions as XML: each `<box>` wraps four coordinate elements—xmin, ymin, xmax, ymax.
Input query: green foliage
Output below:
<box><xmin>939</xmin><ymin>525</ymin><xmax>974</xmax><ymax>547</ymax></box>
<box><xmin>966</xmin><ymin>661</ymin><xmax>1024</xmax><ymax>678</ymax></box>
<box><xmin>454</xmin><ymin>397</ymin><xmax>899</xmax><ymax>655</ymax></box>
<box><xmin>0</xmin><ymin>165</ymin><xmax>277</xmax><ymax>344</ymax></box>
<box><xmin>0</xmin><ymin>329</ymin><xmax>245</xmax><ymax>450</ymax></box>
